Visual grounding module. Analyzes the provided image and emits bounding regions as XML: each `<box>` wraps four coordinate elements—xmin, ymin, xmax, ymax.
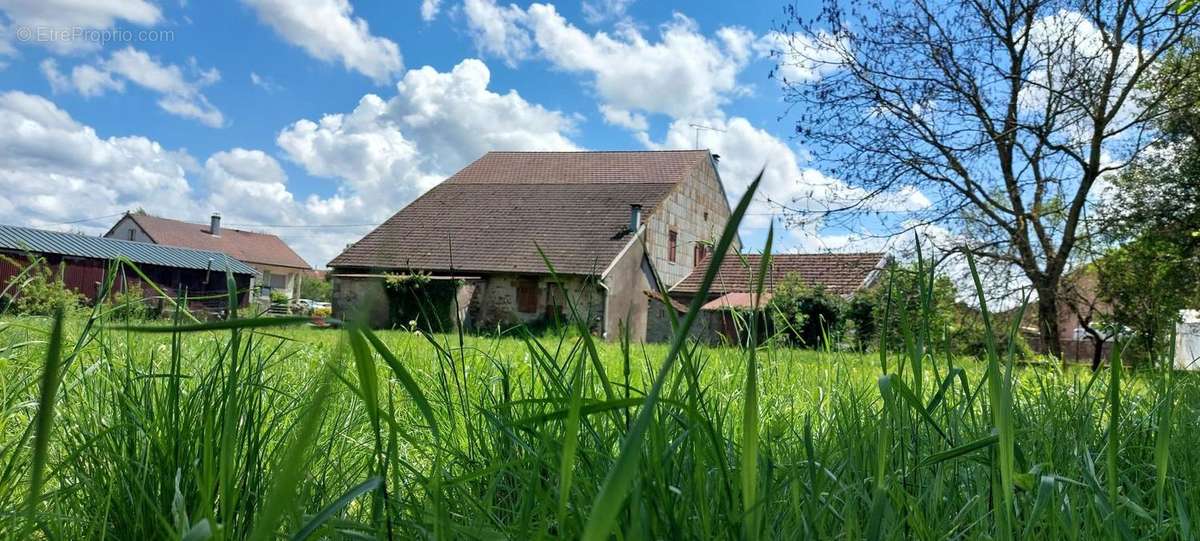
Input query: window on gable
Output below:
<box><xmin>668</xmin><ymin>230</ymin><xmax>678</xmax><ymax>263</ymax></box>
<box><xmin>516</xmin><ymin>279</ymin><xmax>539</xmax><ymax>313</ymax></box>
<box><xmin>694</xmin><ymin>243</ymin><xmax>708</xmax><ymax>266</ymax></box>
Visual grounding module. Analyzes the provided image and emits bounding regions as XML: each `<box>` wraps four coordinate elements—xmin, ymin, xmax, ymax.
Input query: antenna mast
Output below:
<box><xmin>688</xmin><ymin>123</ymin><xmax>726</xmax><ymax>149</ymax></box>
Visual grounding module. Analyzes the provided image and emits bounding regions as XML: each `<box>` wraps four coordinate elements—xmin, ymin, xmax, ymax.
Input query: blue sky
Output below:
<box><xmin>0</xmin><ymin>0</ymin><xmax>930</xmax><ymax>267</ymax></box>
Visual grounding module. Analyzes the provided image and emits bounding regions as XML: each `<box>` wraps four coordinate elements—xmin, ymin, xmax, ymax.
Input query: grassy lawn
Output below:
<box><xmin>1</xmin><ymin>314</ymin><xmax>1198</xmax><ymax>539</ymax></box>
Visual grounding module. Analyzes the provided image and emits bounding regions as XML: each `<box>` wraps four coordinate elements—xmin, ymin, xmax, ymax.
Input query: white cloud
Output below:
<box><xmin>241</xmin><ymin>0</ymin><xmax>402</xmax><ymax>84</ymax></box>
<box><xmin>524</xmin><ymin>4</ymin><xmax>754</xmax><ymax>120</ymax></box>
<box><xmin>462</xmin><ymin>0</ymin><xmax>534</xmax><ymax>66</ymax></box>
<box><xmin>581</xmin><ymin>0</ymin><xmax>634</xmax><ymax>24</ymax></box>
<box><xmin>755</xmin><ymin>31</ymin><xmax>843</xmax><ymax>84</ymax></box>
<box><xmin>41</xmin><ymin>58</ymin><xmax>125</xmax><ymax>96</ymax></box>
<box><xmin>43</xmin><ymin>47</ymin><xmax>225</xmax><ymax>127</ymax></box>
<box><xmin>249</xmin><ymin>71</ymin><xmax>280</xmax><ymax>92</ymax></box>
<box><xmin>0</xmin><ymin>0</ymin><xmax>161</xmax><ymax>53</ymax></box>
<box><xmin>0</xmin><ymin>90</ymin><xmax>199</xmax><ymax>226</ymax></box>
<box><xmin>420</xmin><ymin>0</ymin><xmax>442</xmax><ymax>21</ymax></box>
<box><xmin>599</xmin><ymin>104</ymin><xmax>646</xmax><ymax>131</ymax></box>
<box><xmin>204</xmin><ymin>148</ymin><xmax>299</xmax><ymax>224</ymax></box>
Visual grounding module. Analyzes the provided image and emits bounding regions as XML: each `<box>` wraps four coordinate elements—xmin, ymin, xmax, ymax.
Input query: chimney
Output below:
<box><xmin>210</xmin><ymin>212</ymin><xmax>221</xmax><ymax>237</ymax></box>
<box><xmin>629</xmin><ymin>204</ymin><xmax>642</xmax><ymax>231</ymax></box>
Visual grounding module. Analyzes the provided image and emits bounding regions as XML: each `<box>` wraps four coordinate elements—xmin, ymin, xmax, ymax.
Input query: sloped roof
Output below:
<box><xmin>117</xmin><ymin>213</ymin><xmax>310</xmax><ymax>270</ymax></box>
<box><xmin>672</xmin><ymin>253</ymin><xmax>887</xmax><ymax>297</ymax></box>
<box><xmin>701</xmin><ymin>292</ymin><xmax>775</xmax><ymax>311</ymax></box>
<box><xmin>330</xmin><ymin>150</ymin><xmax>713</xmax><ymax>275</ymax></box>
<box><xmin>0</xmin><ymin>224</ymin><xmax>258</xmax><ymax>275</ymax></box>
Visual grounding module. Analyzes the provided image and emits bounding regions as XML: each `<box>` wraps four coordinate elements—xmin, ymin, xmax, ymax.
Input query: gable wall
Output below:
<box><xmin>105</xmin><ymin>216</ymin><xmax>154</xmax><ymax>243</ymax></box>
<box><xmin>643</xmin><ymin>157</ymin><xmax>738</xmax><ymax>287</ymax></box>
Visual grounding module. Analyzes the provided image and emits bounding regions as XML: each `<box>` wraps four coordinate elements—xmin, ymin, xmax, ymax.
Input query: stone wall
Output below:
<box><xmin>644</xmin><ymin>156</ymin><xmax>739</xmax><ymax>288</ymax></box>
<box><xmin>467</xmin><ymin>274</ymin><xmax>603</xmax><ymax>332</ymax></box>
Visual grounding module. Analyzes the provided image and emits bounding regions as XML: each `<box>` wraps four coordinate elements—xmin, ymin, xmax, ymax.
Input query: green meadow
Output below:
<box><xmin>0</xmin><ymin>313</ymin><xmax>1197</xmax><ymax>540</ymax></box>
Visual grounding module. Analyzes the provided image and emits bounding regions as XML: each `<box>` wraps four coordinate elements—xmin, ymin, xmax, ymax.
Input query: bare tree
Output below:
<box><xmin>772</xmin><ymin>0</ymin><xmax>1199</xmax><ymax>356</ymax></box>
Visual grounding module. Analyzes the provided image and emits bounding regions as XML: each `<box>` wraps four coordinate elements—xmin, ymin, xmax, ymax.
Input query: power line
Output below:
<box><xmin>34</xmin><ymin>212</ymin><xmax>125</xmax><ymax>226</ymax></box>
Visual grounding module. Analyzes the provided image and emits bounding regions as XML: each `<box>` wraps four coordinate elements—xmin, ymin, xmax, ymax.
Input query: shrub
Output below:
<box><xmin>269</xmin><ymin>290</ymin><xmax>290</xmax><ymax>305</ymax></box>
<box><xmin>1</xmin><ymin>257</ymin><xmax>85</xmax><ymax>316</ymax></box>
<box><xmin>109</xmin><ymin>282</ymin><xmax>150</xmax><ymax>321</ymax></box>
<box><xmin>384</xmin><ymin>272</ymin><xmax>462</xmax><ymax>332</ymax></box>
<box><xmin>769</xmin><ymin>272</ymin><xmax>844</xmax><ymax>348</ymax></box>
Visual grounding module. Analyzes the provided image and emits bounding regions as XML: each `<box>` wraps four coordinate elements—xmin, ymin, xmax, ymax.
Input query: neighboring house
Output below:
<box><xmin>0</xmin><ymin>224</ymin><xmax>259</xmax><ymax>307</ymax></box>
<box><xmin>1053</xmin><ymin>265</ymin><xmax>1115</xmax><ymax>365</ymax></box>
<box><xmin>105</xmin><ymin>212</ymin><xmax>311</xmax><ymax>300</ymax></box>
<box><xmin>329</xmin><ymin>150</ymin><xmax>738</xmax><ymax>341</ymax></box>
<box><xmin>657</xmin><ymin>253</ymin><xmax>888</xmax><ymax>343</ymax></box>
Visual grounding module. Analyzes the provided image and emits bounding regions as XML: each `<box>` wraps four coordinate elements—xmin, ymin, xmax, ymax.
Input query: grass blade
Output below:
<box><xmin>23</xmin><ymin>306</ymin><xmax>65</xmax><ymax>530</ymax></box>
<box><xmin>581</xmin><ymin>170</ymin><xmax>762</xmax><ymax>541</ymax></box>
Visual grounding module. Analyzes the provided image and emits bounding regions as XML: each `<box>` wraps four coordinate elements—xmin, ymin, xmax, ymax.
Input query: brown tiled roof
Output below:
<box><xmin>672</xmin><ymin>253</ymin><xmax>887</xmax><ymax>298</ymax></box>
<box><xmin>118</xmin><ymin>213</ymin><xmax>310</xmax><ymax>270</ymax></box>
<box><xmin>701</xmin><ymin>292</ymin><xmax>775</xmax><ymax>311</ymax></box>
<box><xmin>329</xmin><ymin>150</ymin><xmax>712</xmax><ymax>275</ymax></box>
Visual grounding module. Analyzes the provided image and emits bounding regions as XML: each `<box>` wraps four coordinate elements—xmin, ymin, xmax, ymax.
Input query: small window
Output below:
<box><xmin>668</xmin><ymin>230</ymin><xmax>678</xmax><ymax>263</ymax></box>
<box><xmin>703</xmin><ymin>211</ymin><xmax>709</xmax><ymax>221</ymax></box>
<box><xmin>516</xmin><ymin>279</ymin><xmax>539</xmax><ymax>313</ymax></box>
<box><xmin>693</xmin><ymin>243</ymin><xmax>708</xmax><ymax>266</ymax></box>
<box><xmin>128</xmin><ymin>228</ymin><xmax>136</xmax><ymax>240</ymax></box>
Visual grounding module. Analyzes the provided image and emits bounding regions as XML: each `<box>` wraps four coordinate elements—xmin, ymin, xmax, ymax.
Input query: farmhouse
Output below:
<box><xmin>0</xmin><ymin>224</ymin><xmax>259</xmax><ymax>307</ymax></box>
<box><xmin>655</xmin><ymin>252</ymin><xmax>888</xmax><ymax>343</ymax></box>
<box><xmin>105</xmin><ymin>212</ymin><xmax>311</xmax><ymax>300</ymax></box>
<box><xmin>330</xmin><ymin>150</ymin><xmax>736</xmax><ymax>340</ymax></box>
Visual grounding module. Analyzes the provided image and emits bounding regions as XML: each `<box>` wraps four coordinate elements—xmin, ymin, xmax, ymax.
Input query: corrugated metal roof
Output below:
<box><xmin>0</xmin><ymin>224</ymin><xmax>259</xmax><ymax>276</ymax></box>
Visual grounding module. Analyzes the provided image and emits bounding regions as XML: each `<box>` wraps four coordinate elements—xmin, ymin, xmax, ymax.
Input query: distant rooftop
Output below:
<box><xmin>0</xmin><ymin>224</ymin><xmax>259</xmax><ymax>276</ymax></box>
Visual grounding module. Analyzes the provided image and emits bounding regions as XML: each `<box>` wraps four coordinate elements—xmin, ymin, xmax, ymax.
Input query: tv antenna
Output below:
<box><xmin>688</xmin><ymin>123</ymin><xmax>726</xmax><ymax>149</ymax></box>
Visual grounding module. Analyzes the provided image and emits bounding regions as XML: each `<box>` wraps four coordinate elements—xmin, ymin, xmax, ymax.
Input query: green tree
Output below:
<box><xmin>1097</xmin><ymin>236</ymin><xmax>1200</xmax><ymax>357</ymax></box>
<box><xmin>299</xmin><ymin>274</ymin><xmax>332</xmax><ymax>301</ymax></box>
<box><xmin>1099</xmin><ymin>45</ymin><xmax>1200</xmax><ymax>358</ymax></box>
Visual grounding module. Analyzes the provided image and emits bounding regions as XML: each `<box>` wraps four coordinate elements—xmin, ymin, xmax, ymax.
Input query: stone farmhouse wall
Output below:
<box><xmin>643</xmin><ymin>158</ymin><xmax>739</xmax><ymax>288</ymax></box>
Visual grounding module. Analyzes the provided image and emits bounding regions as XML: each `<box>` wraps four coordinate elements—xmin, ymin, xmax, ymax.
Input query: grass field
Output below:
<box><xmin>0</xmin><ymin>309</ymin><xmax>1198</xmax><ymax>540</ymax></box>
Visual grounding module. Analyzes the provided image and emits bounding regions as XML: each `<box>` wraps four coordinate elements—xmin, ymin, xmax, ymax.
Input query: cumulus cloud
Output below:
<box><xmin>462</xmin><ymin>0</ymin><xmax>534</xmax><ymax>66</ymax></box>
<box><xmin>0</xmin><ymin>90</ymin><xmax>199</xmax><ymax>225</ymax></box>
<box><xmin>40</xmin><ymin>47</ymin><xmax>224</xmax><ymax>127</ymax></box>
<box><xmin>524</xmin><ymin>4</ymin><xmax>754</xmax><ymax>120</ymax></box>
<box><xmin>241</xmin><ymin>0</ymin><xmax>402</xmax><ymax>84</ymax></box>
<box><xmin>278</xmin><ymin>58</ymin><xmax>576</xmax><ymax>202</ymax></box>
<box><xmin>0</xmin><ymin>0</ymin><xmax>161</xmax><ymax>53</ymax></box>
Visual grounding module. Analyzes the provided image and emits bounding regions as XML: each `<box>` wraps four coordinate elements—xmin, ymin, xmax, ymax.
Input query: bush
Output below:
<box><xmin>769</xmin><ymin>273</ymin><xmax>844</xmax><ymax>348</ymax></box>
<box><xmin>269</xmin><ymin>290</ymin><xmax>290</xmax><ymax>305</ymax></box>
<box><xmin>384</xmin><ymin>272</ymin><xmax>462</xmax><ymax>332</ymax></box>
<box><xmin>109</xmin><ymin>282</ymin><xmax>150</xmax><ymax>321</ymax></box>
<box><xmin>1</xmin><ymin>257</ymin><xmax>85</xmax><ymax>316</ymax></box>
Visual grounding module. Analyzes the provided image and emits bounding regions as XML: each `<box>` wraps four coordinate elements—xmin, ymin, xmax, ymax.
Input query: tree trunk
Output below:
<box><xmin>1089</xmin><ymin>338</ymin><xmax>1106</xmax><ymax>371</ymax></box>
<box><xmin>1036</xmin><ymin>285</ymin><xmax>1063</xmax><ymax>359</ymax></box>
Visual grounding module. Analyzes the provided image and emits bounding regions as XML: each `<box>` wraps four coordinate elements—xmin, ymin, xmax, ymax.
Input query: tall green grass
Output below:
<box><xmin>1</xmin><ymin>190</ymin><xmax>1199</xmax><ymax>538</ymax></box>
